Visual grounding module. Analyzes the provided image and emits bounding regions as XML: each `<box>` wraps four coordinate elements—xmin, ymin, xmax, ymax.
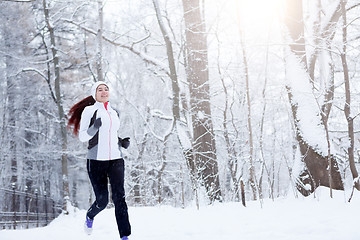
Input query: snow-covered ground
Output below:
<box><xmin>1</xmin><ymin>187</ymin><xmax>359</xmax><ymax>240</ymax></box>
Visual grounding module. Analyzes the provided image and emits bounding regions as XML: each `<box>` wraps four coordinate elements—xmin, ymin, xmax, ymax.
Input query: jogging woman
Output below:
<box><xmin>68</xmin><ymin>81</ymin><xmax>131</xmax><ymax>240</ymax></box>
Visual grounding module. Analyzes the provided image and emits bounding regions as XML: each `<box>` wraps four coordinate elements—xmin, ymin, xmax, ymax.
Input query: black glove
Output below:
<box><xmin>118</xmin><ymin>137</ymin><xmax>130</xmax><ymax>149</ymax></box>
<box><xmin>93</xmin><ymin>118</ymin><xmax>102</xmax><ymax>129</ymax></box>
<box><xmin>87</xmin><ymin>118</ymin><xmax>102</xmax><ymax>136</ymax></box>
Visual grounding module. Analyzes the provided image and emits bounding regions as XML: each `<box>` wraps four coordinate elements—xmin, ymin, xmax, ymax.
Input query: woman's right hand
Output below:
<box><xmin>94</xmin><ymin>118</ymin><xmax>102</xmax><ymax>129</ymax></box>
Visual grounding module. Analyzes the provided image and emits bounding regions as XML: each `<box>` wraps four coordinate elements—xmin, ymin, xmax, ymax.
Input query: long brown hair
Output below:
<box><xmin>67</xmin><ymin>96</ymin><xmax>95</xmax><ymax>135</ymax></box>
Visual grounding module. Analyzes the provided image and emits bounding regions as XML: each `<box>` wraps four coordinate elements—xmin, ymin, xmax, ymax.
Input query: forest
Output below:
<box><xmin>0</xmin><ymin>0</ymin><xmax>360</xmax><ymax>212</ymax></box>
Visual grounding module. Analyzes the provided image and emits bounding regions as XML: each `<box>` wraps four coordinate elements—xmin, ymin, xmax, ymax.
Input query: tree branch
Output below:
<box><xmin>63</xmin><ymin>19</ymin><xmax>171</xmax><ymax>77</ymax></box>
<box><xmin>3</xmin><ymin>0</ymin><xmax>34</xmax><ymax>2</ymax></box>
<box><xmin>18</xmin><ymin>68</ymin><xmax>57</xmax><ymax>103</ymax></box>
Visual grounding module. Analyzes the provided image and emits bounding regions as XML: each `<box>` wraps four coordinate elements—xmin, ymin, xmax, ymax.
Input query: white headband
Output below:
<box><xmin>91</xmin><ymin>81</ymin><xmax>108</xmax><ymax>100</ymax></box>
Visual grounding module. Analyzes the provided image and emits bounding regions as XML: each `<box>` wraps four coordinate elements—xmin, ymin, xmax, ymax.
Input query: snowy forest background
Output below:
<box><xmin>1</xmin><ymin>0</ymin><xmax>360</xmax><ymax>211</ymax></box>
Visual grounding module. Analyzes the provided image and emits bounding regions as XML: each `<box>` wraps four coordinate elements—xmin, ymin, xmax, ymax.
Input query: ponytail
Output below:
<box><xmin>67</xmin><ymin>96</ymin><xmax>95</xmax><ymax>135</ymax></box>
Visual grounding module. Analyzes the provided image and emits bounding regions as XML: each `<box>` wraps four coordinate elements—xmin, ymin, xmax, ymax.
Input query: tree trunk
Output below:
<box><xmin>308</xmin><ymin>1</ymin><xmax>342</xmax><ymax>83</ymax></box>
<box><xmin>308</xmin><ymin>1</ymin><xmax>341</xmax><ymax>125</ymax></box>
<box><xmin>284</xmin><ymin>0</ymin><xmax>343</xmax><ymax>196</ymax></box>
<box><xmin>242</xmin><ymin>44</ymin><xmax>257</xmax><ymax>200</ymax></box>
<box><xmin>96</xmin><ymin>0</ymin><xmax>104</xmax><ymax>82</ymax></box>
<box><xmin>152</xmin><ymin>0</ymin><xmax>180</xmax><ymax>122</ymax></box>
<box><xmin>236</xmin><ymin>0</ymin><xmax>258</xmax><ymax>200</ymax></box>
<box><xmin>43</xmin><ymin>0</ymin><xmax>69</xmax><ymax>211</ymax></box>
<box><xmin>152</xmin><ymin>0</ymin><xmax>185</xmax><ymax>204</ymax></box>
<box><xmin>2</xmin><ymin>8</ymin><xmax>18</xmax><ymax>188</ymax></box>
<box><xmin>5</xmin><ymin>36</ymin><xmax>18</xmax><ymax>188</ymax></box>
<box><xmin>340</xmin><ymin>0</ymin><xmax>359</xmax><ymax>190</ymax></box>
<box><xmin>218</xmin><ymin>58</ymin><xmax>240</xmax><ymax>201</ymax></box>
<box><xmin>24</xmin><ymin>99</ymin><xmax>34</xmax><ymax>192</ymax></box>
<box><xmin>182</xmin><ymin>0</ymin><xmax>222</xmax><ymax>202</ymax></box>
<box><xmin>132</xmin><ymin>107</ymin><xmax>151</xmax><ymax>205</ymax></box>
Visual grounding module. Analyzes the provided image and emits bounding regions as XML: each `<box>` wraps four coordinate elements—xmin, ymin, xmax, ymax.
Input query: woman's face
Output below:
<box><xmin>95</xmin><ymin>84</ymin><xmax>109</xmax><ymax>103</ymax></box>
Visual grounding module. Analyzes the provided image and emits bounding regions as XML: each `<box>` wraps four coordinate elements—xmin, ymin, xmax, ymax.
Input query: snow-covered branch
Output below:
<box><xmin>63</xmin><ymin>19</ymin><xmax>170</xmax><ymax>77</ymax></box>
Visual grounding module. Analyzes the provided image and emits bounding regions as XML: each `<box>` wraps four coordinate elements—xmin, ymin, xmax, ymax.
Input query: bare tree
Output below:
<box><xmin>3</xmin><ymin>15</ymin><xmax>18</xmax><ymax>188</ymax></box>
<box><xmin>152</xmin><ymin>0</ymin><xmax>187</xmax><ymax>204</ymax></box>
<box><xmin>182</xmin><ymin>0</ymin><xmax>222</xmax><ymax>203</ymax></box>
<box><xmin>340</xmin><ymin>0</ymin><xmax>359</xmax><ymax>191</ymax></box>
<box><xmin>42</xmin><ymin>0</ymin><xmax>69</xmax><ymax>211</ymax></box>
<box><xmin>96</xmin><ymin>0</ymin><xmax>104</xmax><ymax>82</ymax></box>
<box><xmin>235</xmin><ymin>0</ymin><xmax>258</xmax><ymax>201</ymax></box>
<box><xmin>1</xmin><ymin>1</ymin><xmax>36</xmax><ymax>190</ymax></box>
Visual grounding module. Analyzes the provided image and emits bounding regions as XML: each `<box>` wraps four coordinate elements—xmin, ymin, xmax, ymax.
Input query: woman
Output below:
<box><xmin>68</xmin><ymin>81</ymin><xmax>131</xmax><ymax>240</ymax></box>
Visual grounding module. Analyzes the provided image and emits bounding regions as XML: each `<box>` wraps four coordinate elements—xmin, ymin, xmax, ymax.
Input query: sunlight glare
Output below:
<box><xmin>236</xmin><ymin>0</ymin><xmax>284</xmax><ymax>33</ymax></box>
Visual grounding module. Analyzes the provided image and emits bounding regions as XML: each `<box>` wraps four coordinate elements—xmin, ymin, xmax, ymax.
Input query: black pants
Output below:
<box><xmin>87</xmin><ymin>158</ymin><xmax>131</xmax><ymax>238</ymax></box>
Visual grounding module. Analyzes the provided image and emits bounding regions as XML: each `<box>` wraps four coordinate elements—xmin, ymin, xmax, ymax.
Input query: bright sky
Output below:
<box><xmin>101</xmin><ymin>0</ymin><xmax>286</xmax><ymax>42</ymax></box>
<box><xmin>204</xmin><ymin>0</ymin><xmax>285</xmax><ymax>45</ymax></box>
<box><xmin>236</xmin><ymin>0</ymin><xmax>285</xmax><ymax>35</ymax></box>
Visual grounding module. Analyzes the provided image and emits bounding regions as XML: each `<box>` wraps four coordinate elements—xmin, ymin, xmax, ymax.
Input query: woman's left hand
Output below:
<box><xmin>118</xmin><ymin>137</ymin><xmax>130</xmax><ymax>149</ymax></box>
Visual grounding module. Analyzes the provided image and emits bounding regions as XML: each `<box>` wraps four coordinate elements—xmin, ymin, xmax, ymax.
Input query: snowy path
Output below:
<box><xmin>1</xmin><ymin>189</ymin><xmax>360</xmax><ymax>240</ymax></box>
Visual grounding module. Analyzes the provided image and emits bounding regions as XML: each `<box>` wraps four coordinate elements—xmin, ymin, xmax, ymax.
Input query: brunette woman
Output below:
<box><xmin>68</xmin><ymin>81</ymin><xmax>131</xmax><ymax>240</ymax></box>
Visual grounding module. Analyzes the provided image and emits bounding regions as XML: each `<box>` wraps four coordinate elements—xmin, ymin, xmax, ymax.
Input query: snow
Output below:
<box><xmin>1</xmin><ymin>187</ymin><xmax>360</xmax><ymax>240</ymax></box>
<box><xmin>285</xmin><ymin>50</ymin><xmax>329</xmax><ymax>156</ymax></box>
<box><xmin>197</xmin><ymin>111</ymin><xmax>206</xmax><ymax>120</ymax></box>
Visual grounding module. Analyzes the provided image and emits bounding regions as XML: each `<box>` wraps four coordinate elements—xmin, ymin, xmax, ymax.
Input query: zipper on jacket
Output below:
<box><xmin>105</xmin><ymin>105</ymin><xmax>112</xmax><ymax>160</ymax></box>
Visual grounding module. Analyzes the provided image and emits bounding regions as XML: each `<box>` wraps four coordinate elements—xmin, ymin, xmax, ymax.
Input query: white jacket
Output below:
<box><xmin>79</xmin><ymin>101</ymin><xmax>122</xmax><ymax>160</ymax></box>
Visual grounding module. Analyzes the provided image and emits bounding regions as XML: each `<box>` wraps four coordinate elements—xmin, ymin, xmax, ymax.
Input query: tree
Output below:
<box><xmin>284</xmin><ymin>0</ymin><xmax>343</xmax><ymax>196</ymax></box>
<box><xmin>340</xmin><ymin>0</ymin><xmax>360</xmax><ymax>191</ymax></box>
<box><xmin>0</xmin><ymin>1</ymin><xmax>38</xmax><ymax>191</ymax></box>
<box><xmin>182</xmin><ymin>0</ymin><xmax>222</xmax><ymax>202</ymax></box>
<box><xmin>96</xmin><ymin>0</ymin><xmax>104</xmax><ymax>82</ymax></box>
<box><xmin>3</xmin><ymin>6</ymin><xmax>19</xmax><ymax>188</ymax></box>
<box><xmin>236</xmin><ymin>0</ymin><xmax>258</xmax><ymax>201</ymax></box>
<box><xmin>41</xmin><ymin>0</ymin><xmax>69</xmax><ymax>211</ymax></box>
<box><xmin>151</xmin><ymin>0</ymin><xmax>186</xmax><ymax>204</ymax></box>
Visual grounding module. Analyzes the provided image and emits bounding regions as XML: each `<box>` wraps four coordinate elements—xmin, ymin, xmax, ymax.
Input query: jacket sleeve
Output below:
<box><xmin>79</xmin><ymin>107</ymin><xmax>96</xmax><ymax>142</ymax></box>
